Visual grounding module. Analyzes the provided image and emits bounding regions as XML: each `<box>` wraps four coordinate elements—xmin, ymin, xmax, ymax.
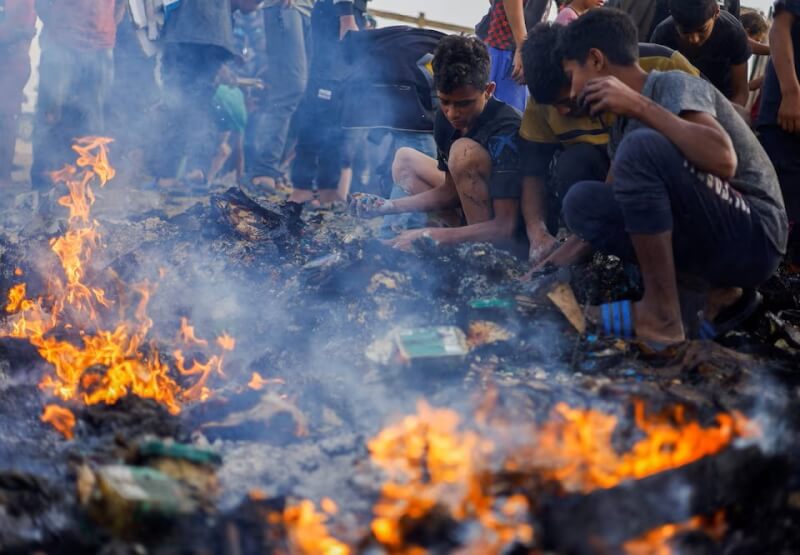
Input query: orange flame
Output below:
<box><xmin>368</xmin><ymin>400</ymin><xmax>534</xmax><ymax>553</ymax></box>
<box><xmin>521</xmin><ymin>401</ymin><xmax>749</xmax><ymax>493</ymax></box>
<box><xmin>247</xmin><ymin>371</ymin><xmax>285</xmax><ymax>390</ymax></box>
<box><xmin>1</xmin><ymin>138</ymin><xmax>235</xmax><ymax>424</ymax></box>
<box><xmin>624</xmin><ymin>511</ymin><xmax>727</xmax><ymax>554</ymax></box>
<box><xmin>282</xmin><ymin>500</ymin><xmax>351</xmax><ymax>555</ymax></box>
<box><xmin>41</xmin><ymin>405</ymin><xmax>76</xmax><ymax>440</ymax></box>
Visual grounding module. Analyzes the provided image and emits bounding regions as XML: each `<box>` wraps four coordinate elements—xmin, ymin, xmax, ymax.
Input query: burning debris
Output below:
<box><xmin>0</xmin><ymin>139</ymin><xmax>798</xmax><ymax>554</ymax></box>
<box><xmin>2</xmin><ymin>139</ymin><xmax>236</xmax><ymax>421</ymax></box>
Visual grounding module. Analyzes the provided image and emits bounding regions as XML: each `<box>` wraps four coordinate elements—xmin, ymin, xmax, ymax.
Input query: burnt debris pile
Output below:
<box><xmin>1</xmin><ymin>180</ymin><xmax>799</xmax><ymax>554</ymax></box>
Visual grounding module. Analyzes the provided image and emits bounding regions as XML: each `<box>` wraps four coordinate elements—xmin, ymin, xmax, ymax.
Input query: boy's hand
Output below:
<box><xmin>512</xmin><ymin>49</ymin><xmax>526</xmax><ymax>84</ymax></box>
<box><xmin>388</xmin><ymin>229</ymin><xmax>438</xmax><ymax>251</ymax></box>
<box><xmin>778</xmin><ymin>91</ymin><xmax>800</xmax><ymax>134</ymax></box>
<box><xmin>581</xmin><ymin>76</ymin><xmax>645</xmax><ymax>118</ymax></box>
<box><xmin>348</xmin><ymin>193</ymin><xmax>394</xmax><ymax>218</ymax></box>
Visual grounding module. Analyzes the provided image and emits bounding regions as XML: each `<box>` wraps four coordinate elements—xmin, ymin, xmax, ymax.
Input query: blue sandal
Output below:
<box><xmin>600</xmin><ymin>300</ymin><xmax>635</xmax><ymax>339</ymax></box>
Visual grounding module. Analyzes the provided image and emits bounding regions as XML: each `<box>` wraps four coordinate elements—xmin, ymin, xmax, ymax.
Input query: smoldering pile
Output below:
<box><xmin>0</xmin><ymin>183</ymin><xmax>799</xmax><ymax>554</ymax></box>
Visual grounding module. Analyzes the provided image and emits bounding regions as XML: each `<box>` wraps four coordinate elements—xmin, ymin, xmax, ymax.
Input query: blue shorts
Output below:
<box><xmin>487</xmin><ymin>45</ymin><xmax>527</xmax><ymax>112</ymax></box>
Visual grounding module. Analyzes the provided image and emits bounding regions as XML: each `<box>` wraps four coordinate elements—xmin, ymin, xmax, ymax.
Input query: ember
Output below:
<box><xmin>41</xmin><ymin>404</ymin><xmax>76</xmax><ymax>440</ymax></box>
<box><xmin>623</xmin><ymin>511</ymin><xmax>727</xmax><ymax>554</ymax></box>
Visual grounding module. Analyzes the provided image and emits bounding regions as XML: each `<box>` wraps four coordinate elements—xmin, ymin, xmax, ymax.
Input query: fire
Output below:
<box><xmin>1</xmin><ymin>138</ymin><xmax>235</xmax><ymax>427</ymax></box>
<box><xmin>623</xmin><ymin>511</ymin><xmax>726</xmax><ymax>554</ymax></box>
<box><xmin>247</xmin><ymin>371</ymin><xmax>285</xmax><ymax>390</ymax></box>
<box><xmin>365</xmin><ymin>400</ymin><xmax>750</xmax><ymax>553</ymax></box>
<box><xmin>41</xmin><ymin>404</ymin><xmax>76</xmax><ymax>440</ymax></box>
<box><xmin>522</xmin><ymin>401</ymin><xmax>749</xmax><ymax>493</ymax></box>
<box><xmin>368</xmin><ymin>400</ymin><xmax>534</xmax><ymax>553</ymax></box>
<box><xmin>282</xmin><ymin>500</ymin><xmax>351</xmax><ymax>555</ymax></box>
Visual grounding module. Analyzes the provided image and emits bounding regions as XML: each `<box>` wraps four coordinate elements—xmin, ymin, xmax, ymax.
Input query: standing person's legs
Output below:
<box><xmin>378</xmin><ymin>137</ymin><xmax>446</xmax><ymax>237</ymax></box>
<box><xmin>31</xmin><ymin>41</ymin><xmax>74</xmax><ymax>191</ymax></box>
<box><xmin>288</xmin><ymin>92</ymin><xmax>320</xmax><ymax>203</ymax></box>
<box><xmin>487</xmin><ymin>45</ymin><xmax>527</xmax><ymax>112</ymax></box>
<box><xmin>151</xmin><ymin>43</ymin><xmax>226</xmax><ymax>182</ymax></box>
<box><xmin>759</xmin><ymin>125</ymin><xmax>800</xmax><ymax>266</ymax></box>
<box><xmin>0</xmin><ymin>55</ymin><xmax>31</xmax><ymax>186</ymax></box>
<box><xmin>250</xmin><ymin>6</ymin><xmax>310</xmax><ymax>189</ymax></box>
<box><xmin>78</xmin><ymin>49</ymin><xmax>114</xmax><ymax>137</ymax></box>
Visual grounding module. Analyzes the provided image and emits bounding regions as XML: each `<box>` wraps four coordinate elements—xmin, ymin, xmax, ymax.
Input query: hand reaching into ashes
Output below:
<box><xmin>348</xmin><ymin>193</ymin><xmax>395</xmax><ymax>218</ymax></box>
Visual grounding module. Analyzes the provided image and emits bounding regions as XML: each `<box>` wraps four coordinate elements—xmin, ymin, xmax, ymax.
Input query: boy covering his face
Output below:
<box><xmin>650</xmin><ymin>0</ymin><xmax>751</xmax><ymax>106</ymax></box>
<box><xmin>557</xmin><ymin>9</ymin><xmax>786</xmax><ymax>346</ymax></box>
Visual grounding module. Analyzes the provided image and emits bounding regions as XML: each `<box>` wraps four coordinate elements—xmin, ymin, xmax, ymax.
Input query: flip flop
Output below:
<box><xmin>698</xmin><ymin>288</ymin><xmax>762</xmax><ymax>340</ymax></box>
<box><xmin>599</xmin><ymin>300</ymin><xmax>635</xmax><ymax>340</ymax></box>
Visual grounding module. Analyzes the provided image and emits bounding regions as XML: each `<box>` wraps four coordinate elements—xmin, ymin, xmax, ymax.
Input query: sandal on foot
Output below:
<box><xmin>599</xmin><ymin>300</ymin><xmax>635</xmax><ymax>340</ymax></box>
<box><xmin>698</xmin><ymin>288</ymin><xmax>762</xmax><ymax>340</ymax></box>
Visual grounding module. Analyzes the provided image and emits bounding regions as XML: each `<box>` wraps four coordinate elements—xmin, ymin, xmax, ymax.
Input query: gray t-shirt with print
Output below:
<box><xmin>610</xmin><ymin>70</ymin><xmax>788</xmax><ymax>254</ymax></box>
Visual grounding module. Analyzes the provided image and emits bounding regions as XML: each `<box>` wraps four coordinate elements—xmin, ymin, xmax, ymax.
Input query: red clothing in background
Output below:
<box><xmin>38</xmin><ymin>0</ymin><xmax>117</xmax><ymax>50</ymax></box>
<box><xmin>486</xmin><ymin>0</ymin><xmax>515</xmax><ymax>51</ymax></box>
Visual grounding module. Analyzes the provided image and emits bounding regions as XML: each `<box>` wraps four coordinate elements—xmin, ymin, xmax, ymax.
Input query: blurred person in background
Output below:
<box><xmin>282</xmin><ymin>0</ymin><xmax>369</xmax><ymax>205</ymax></box>
<box><xmin>31</xmin><ymin>0</ymin><xmax>118</xmax><ymax>192</ymax></box>
<box><xmin>650</xmin><ymin>0</ymin><xmax>751</xmax><ymax>107</ymax></box>
<box><xmin>245</xmin><ymin>0</ymin><xmax>315</xmax><ymax>196</ymax></box>
<box><xmin>554</xmin><ymin>0</ymin><xmax>604</xmax><ymax>26</ymax></box>
<box><xmin>0</xmin><ymin>0</ymin><xmax>36</xmax><ymax>187</ymax></box>
<box><xmin>476</xmin><ymin>0</ymin><xmax>552</xmax><ymax>111</ymax></box>
<box><xmin>758</xmin><ymin>0</ymin><xmax>800</xmax><ymax>269</ymax></box>
<box><xmin>148</xmin><ymin>0</ymin><xmax>258</xmax><ymax>191</ymax></box>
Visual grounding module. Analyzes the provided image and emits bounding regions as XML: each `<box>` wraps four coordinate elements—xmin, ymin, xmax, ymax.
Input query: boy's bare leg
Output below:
<box><xmin>447</xmin><ymin>138</ymin><xmax>493</xmax><ymax>224</ymax></box>
<box><xmin>391</xmin><ymin>146</ymin><xmax>459</xmax><ymax>226</ymax></box>
<box><xmin>629</xmin><ymin>231</ymin><xmax>687</xmax><ymax>345</ymax></box>
<box><xmin>391</xmin><ymin>147</ymin><xmax>446</xmax><ymax>194</ymax></box>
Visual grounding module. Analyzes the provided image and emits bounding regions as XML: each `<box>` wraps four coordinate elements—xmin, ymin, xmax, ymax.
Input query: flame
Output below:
<box><xmin>247</xmin><ymin>371</ymin><xmax>285</xmax><ymax>390</ymax></box>
<box><xmin>623</xmin><ymin>511</ymin><xmax>726</xmax><ymax>554</ymax></box>
<box><xmin>520</xmin><ymin>401</ymin><xmax>749</xmax><ymax>494</ymax></box>
<box><xmin>1</xmin><ymin>138</ymin><xmax>235</xmax><ymax>428</ymax></box>
<box><xmin>41</xmin><ymin>404</ymin><xmax>76</xmax><ymax>440</ymax></box>
<box><xmin>282</xmin><ymin>500</ymin><xmax>351</xmax><ymax>555</ymax></box>
<box><xmin>368</xmin><ymin>400</ymin><xmax>534</xmax><ymax>553</ymax></box>
<box><xmin>365</xmin><ymin>400</ymin><xmax>749</xmax><ymax>553</ymax></box>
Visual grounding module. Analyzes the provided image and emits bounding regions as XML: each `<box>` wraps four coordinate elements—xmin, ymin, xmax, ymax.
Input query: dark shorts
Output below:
<box><xmin>563</xmin><ymin>128</ymin><xmax>781</xmax><ymax>288</ymax></box>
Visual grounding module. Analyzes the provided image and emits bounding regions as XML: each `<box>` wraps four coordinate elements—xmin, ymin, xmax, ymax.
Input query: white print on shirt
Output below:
<box><xmin>684</xmin><ymin>160</ymin><xmax>751</xmax><ymax>215</ymax></box>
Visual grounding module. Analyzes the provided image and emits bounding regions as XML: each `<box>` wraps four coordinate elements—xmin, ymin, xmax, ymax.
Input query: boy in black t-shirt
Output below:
<box><xmin>349</xmin><ymin>35</ymin><xmax>524</xmax><ymax>251</ymax></box>
<box><xmin>758</xmin><ymin>0</ymin><xmax>800</xmax><ymax>267</ymax></box>
<box><xmin>650</xmin><ymin>0</ymin><xmax>750</xmax><ymax>106</ymax></box>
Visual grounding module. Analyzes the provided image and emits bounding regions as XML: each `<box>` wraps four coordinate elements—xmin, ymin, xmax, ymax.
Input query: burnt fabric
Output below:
<box><xmin>563</xmin><ymin>129</ymin><xmax>781</xmax><ymax>287</ymax></box>
<box><xmin>435</xmin><ymin>97</ymin><xmax>523</xmax><ymax>199</ymax></box>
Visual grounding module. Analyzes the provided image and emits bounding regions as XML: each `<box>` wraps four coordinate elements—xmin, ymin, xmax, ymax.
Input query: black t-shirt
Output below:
<box><xmin>759</xmin><ymin>1</ymin><xmax>800</xmax><ymax>128</ymax></box>
<box><xmin>650</xmin><ymin>10</ymin><xmax>750</xmax><ymax>99</ymax></box>
<box><xmin>340</xmin><ymin>26</ymin><xmax>444</xmax><ymax>132</ymax></box>
<box><xmin>435</xmin><ymin>97</ymin><xmax>523</xmax><ymax>199</ymax></box>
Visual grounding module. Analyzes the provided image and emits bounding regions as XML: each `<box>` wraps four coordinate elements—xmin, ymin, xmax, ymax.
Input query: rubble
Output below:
<box><xmin>0</xmin><ymin>175</ymin><xmax>799</xmax><ymax>554</ymax></box>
